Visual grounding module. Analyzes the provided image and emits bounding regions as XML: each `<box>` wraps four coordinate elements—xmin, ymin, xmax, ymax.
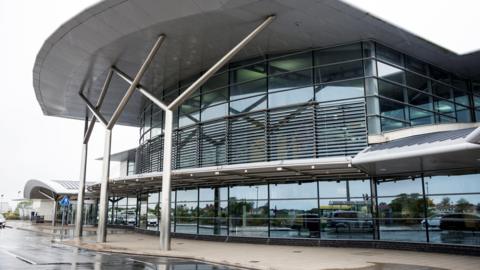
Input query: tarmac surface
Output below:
<box><xmin>2</xmin><ymin>221</ymin><xmax>480</xmax><ymax>270</ymax></box>
<box><xmin>0</xmin><ymin>226</ymin><xmax>238</xmax><ymax>269</ymax></box>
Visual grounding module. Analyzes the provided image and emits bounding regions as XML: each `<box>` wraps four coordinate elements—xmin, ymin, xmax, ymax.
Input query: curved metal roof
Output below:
<box><xmin>33</xmin><ymin>0</ymin><xmax>480</xmax><ymax>127</ymax></box>
<box><xmin>24</xmin><ymin>179</ymin><xmax>93</xmax><ymax>199</ymax></box>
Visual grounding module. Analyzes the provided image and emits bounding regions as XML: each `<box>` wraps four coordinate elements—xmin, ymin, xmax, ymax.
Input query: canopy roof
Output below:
<box><xmin>352</xmin><ymin>127</ymin><xmax>480</xmax><ymax>177</ymax></box>
<box><xmin>34</xmin><ymin>0</ymin><xmax>480</xmax><ymax>127</ymax></box>
<box><xmin>88</xmin><ymin>157</ymin><xmax>365</xmax><ymax>195</ymax></box>
<box><xmin>24</xmin><ymin>179</ymin><xmax>94</xmax><ymax>199</ymax></box>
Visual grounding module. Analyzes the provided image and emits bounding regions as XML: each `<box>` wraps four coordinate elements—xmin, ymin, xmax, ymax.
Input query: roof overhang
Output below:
<box><xmin>88</xmin><ymin>157</ymin><xmax>366</xmax><ymax>195</ymax></box>
<box><xmin>34</xmin><ymin>0</ymin><xmax>480</xmax><ymax>127</ymax></box>
<box><xmin>353</xmin><ymin>127</ymin><xmax>480</xmax><ymax>177</ymax></box>
<box><xmin>24</xmin><ymin>179</ymin><xmax>93</xmax><ymax>200</ymax></box>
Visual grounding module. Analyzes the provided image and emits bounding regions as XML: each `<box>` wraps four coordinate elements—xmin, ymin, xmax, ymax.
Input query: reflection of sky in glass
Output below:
<box><xmin>428</xmin><ymin>194</ymin><xmax>480</xmax><ymax>205</ymax></box>
<box><xmin>426</xmin><ymin>175</ymin><xmax>480</xmax><ymax>195</ymax></box>
<box><xmin>377</xmin><ymin>179</ymin><xmax>422</xmax><ymax>197</ymax></box>
<box><xmin>319</xmin><ymin>181</ymin><xmax>347</xmax><ymax>198</ymax></box>
<box><xmin>270</xmin><ymin>182</ymin><xmax>317</xmax><ymax>199</ymax></box>
<box><xmin>229</xmin><ymin>185</ymin><xmax>268</xmax><ymax>200</ymax></box>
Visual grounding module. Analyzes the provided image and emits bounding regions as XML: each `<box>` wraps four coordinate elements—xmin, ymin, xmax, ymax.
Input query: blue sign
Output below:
<box><xmin>59</xmin><ymin>195</ymin><xmax>70</xmax><ymax>207</ymax></box>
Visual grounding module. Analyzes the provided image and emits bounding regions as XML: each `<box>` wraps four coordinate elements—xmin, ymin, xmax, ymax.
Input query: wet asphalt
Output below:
<box><xmin>0</xmin><ymin>227</ymin><xmax>236</xmax><ymax>270</ymax></box>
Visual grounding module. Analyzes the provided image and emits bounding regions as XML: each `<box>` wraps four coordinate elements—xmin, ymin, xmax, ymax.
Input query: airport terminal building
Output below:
<box><xmin>33</xmin><ymin>0</ymin><xmax>480</xmax><ymax>250</ymax></box>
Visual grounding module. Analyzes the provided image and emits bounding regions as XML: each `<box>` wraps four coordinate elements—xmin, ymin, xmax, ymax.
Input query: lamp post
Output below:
<box><xmin>0</xmin><ymin>194</ymin><xmax>4</xmax><ymax>214</ymax></box>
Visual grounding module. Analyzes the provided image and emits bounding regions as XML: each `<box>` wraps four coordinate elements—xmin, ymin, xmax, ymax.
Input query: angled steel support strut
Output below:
<box><xmin>159</xmin><ymin>15</ymin><xmax>274</xmax><ymax>251</ymax></box>
<box><xmin>97</xmin><ymin>34</ymin><xmax>166</xmax><ymax>243</ymax></box>
<box><xmin>74</xmin><ymin>68</ymin><xmax>114</xmax><ymax>239</ymax></box>
<box><xmin>106</xmin><ymin>34</ymin><xmax>166</xmax><ymax>130</ymax></box>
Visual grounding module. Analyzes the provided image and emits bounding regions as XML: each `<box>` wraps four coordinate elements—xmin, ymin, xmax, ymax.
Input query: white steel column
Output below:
<box><xmin>159</xmin><ymin>15</ymin><xmax>275</xmax><ymax>250</ymax></box>
<box><xmin>96</xmin><ymin>35</ymin><xmax>165</xmax><ymax>243</ymax></box>
<box><xmin>74</xmin><ymin>142</ymin><xmax>88</xmax><ymax>237</ymax></box>
<box><xmin>159</xmin><ymin>110</ymin><xmax>173</xmax><ymax>250</ymax></box>
<box><xmin>76</xmin><ymin>70</ymin><xmax>113</xmax><ymax>238</ymax></box>
<box><xmin>97</xmin><ymin>129</ymin><xmax>112</xmax><ymax>242</ymax></box>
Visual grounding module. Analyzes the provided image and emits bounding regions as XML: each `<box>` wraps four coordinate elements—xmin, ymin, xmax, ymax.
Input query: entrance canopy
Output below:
<box><xmin>88</xmin><ymin>157</ymin><xmax>366</xmax><ymax>195</ymax></box>
<box><xmin>24</xmin><ymin>179</ymin><xmax>94</xmax><ymax>200</ymax></box>
<box><xmin>352</xmin><ymin>127</ymin><xmax>480</xmax><ymax>177</ymax></box>
<box><xmin>34</xmin><ymin>0</ymin><xmax>480</xmax><ymax>126</ymax></box>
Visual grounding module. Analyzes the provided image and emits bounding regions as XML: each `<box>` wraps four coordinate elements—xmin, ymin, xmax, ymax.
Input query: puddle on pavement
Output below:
<box><xmin>325</xmin><ymin>262</ymin><xmax>448</xmax><ymax>270</ymax></box>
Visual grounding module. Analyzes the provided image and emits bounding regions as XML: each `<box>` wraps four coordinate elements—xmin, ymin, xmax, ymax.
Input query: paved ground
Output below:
<box><xmin>0</xmin><ymin>225</ymin><xmax>238</xmax><ymax>269</ymax></box>
<box><xmin>6</xmin><ymin>221</ymin><xmax>480</xmax><ymax>270</ymax></box>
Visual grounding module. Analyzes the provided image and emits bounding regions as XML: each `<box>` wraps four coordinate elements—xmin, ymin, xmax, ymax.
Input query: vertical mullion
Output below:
<box><xmin>421</xmin><ymin>175</ymin><xmax>430</xmax><ymax>243</ymax></box>
<box><xmin>267</xmin><ymin>182</ymin><xmax>271</xmax><ymax>238</ymax></box>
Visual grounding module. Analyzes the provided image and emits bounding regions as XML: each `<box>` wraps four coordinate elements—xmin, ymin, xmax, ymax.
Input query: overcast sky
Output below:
<box><xmin>0</xmin><ymin>0</ymin><xmax>478</xmax><ymax>206</ymax></box>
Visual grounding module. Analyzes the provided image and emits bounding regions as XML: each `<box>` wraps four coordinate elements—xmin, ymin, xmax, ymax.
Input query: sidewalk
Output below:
<box><xmin>10</xmin><ymin>221</ymin><xmax>480</xmax><ymax>270</ymax></box>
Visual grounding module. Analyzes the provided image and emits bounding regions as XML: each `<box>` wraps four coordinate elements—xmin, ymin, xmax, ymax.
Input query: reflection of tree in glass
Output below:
<box><xmin>382</xmin><ymin>193</ymin><xmax>433</xmax><ymax>224</ymax></box>
<box><xmin>455</xmin><ymin>198</ymin><xmax>473</xmax><ymax>213</ymax></box>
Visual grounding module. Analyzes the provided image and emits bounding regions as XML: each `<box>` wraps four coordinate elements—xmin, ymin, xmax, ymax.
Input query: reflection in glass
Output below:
<box><xmin>316</xmin><ymin>61</ymin><xmax>363</xmax><ymax>83</ymax></box>
<box><xmin>315</xmin><ymin>79</ymin><xmax>364</xmax><ymax>103</ymax></box>
<box><xmin>315</xmin><ymin>43</ymin><xmax>362</xmax><ymax>65</ymax></box>
<box><xmin>268</xmin><ymin>87</ymin><xmax>313</xmax><ymax>107</ymax></box>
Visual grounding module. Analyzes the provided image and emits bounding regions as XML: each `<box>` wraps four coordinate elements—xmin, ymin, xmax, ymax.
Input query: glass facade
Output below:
<box><xmin>135</xmin><ymin>41</ymin><xmax>478</xmax><ymax>174</ymax></box>
<box><xmin>109</xmin><ymin>40</ymin><xmax>480</xmax><ymax>248</ymax></box>
<box><xmin>365</xmin><ymin>43</ymin><xmax>478</xmax><ymax>133</ymax></box>
<box><xmin>107</xmin><ymin>174</ymin><xmax>480</xmax><ymax>246</ymax></box>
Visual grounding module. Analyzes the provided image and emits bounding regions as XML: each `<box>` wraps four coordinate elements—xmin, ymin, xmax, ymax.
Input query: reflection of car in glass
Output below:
<box><xmin>291</xmin><ymin>214</ymin><xmax>320</xmax><ymax>237</ymax></box>
<box><xmin>421</xmin><ymin>214</ymin><xmax>443</xmax><ymax>228</ymax></box>
<box><xmin>147</xmin><ymin>215</ymin><xmax>158</xmax><ymax>227</ymax></box>
<box><xmin>439</xmin><ymin>214</ymin><xmax>480</xmax><ymax>231</ymax></box>
<box><xmin>0</xmin><ymin>214</ymin><xmax>6</xmax><ymax>228</ymax></box>
<box><xmin>326</xmin><ymin>211</ymin><xmax>373</xmax><ymax>231</ymax></box>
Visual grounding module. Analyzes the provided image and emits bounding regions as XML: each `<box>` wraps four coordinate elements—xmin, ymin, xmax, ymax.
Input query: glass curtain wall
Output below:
<box><xmin>365</xmin><ymin>43</ymin><xmax>478</xmax><ymax>133</ymax></box>
<box><xmin>139</xmin><ymin>41</ymin><xmax>477</xmax><ymax>142</ymax></box>
<box><xmin>107</xmin><ymin>174</ymin><xmax>480</xmax><ymax>246</ymax></box>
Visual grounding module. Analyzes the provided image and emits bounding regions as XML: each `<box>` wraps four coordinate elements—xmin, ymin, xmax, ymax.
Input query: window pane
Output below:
<box><xmin>203</xmin><ymin>73</ymin><xmax>228</xmax><ymax>92</ymax></box>
<box><xmin>231</xmin><ymin>79</ymin><xmax>266</xmax><ymax>100</ymax></box>
<box><xmin>315</xmin><ymin>43</ymin><xmax>362</xmax><ymax>66</ymax></box>
<box><xmin>315</xmin><ymin>79</ymin><xmax>364</xmax><ymax>103</ymax></box>
<box><xmin>201</xmin><ymin>103</ymin><xmax>227</xmax><ymax>121</ymax></box>
<box><xmin>454</xmin><ymin>89</ymin><xmax>470</xmax><ymax>106</ymax></box>
<box><xmin>229</xmin><ymin>95</ymin><xmax>267</xmax><ymax>114</ymax></box>
<box><xmin>229</xmin><ymin>185</ymin><xmax>268</xmax><ymax>200</ymax></box>
<box><xmin>456</xmin><ymin>105</ymin><xmax>472</xmax><ymax>123</ymax></box>
<box><xmin>406</xmin><ymin>72</ymin><xmax>429</xmax><ymax>92</ymax></box>
<box><xmin>268</xmin><ymin>70</ymin><xmax>312</xmax><ymax>93</ymax></box>
<box><xmin>376</xmin><ymin>44</ymin><xmax>402</xmax><ymax>66</ymax></box>
<box><xmin>430</xmin><ymin>66</ymin><xmax>450</xmax><ymax>84</ymax></box>
<box><xmin>377</xmin><ymin>179</ymin><xmax>425</xmax><ymax>242</ymax></box>
<box><xmin>270</xmin><ymin>200</ymin><xmax>320</xmax><ymax>238</ymax></box>
<box><xmin>381</xmin><ymin>117</ymin><xmax>407</xmax><ymax>132</ymax></box>
<box><xmin>434</xmin><ymin>98</ymin><xmax>455</xmax><ymax>116</ymax></box>
<box><xmin>377</xmin><ymin>62</ymin><xmax>404</xmax><ymax>84</ymax></box>
<box><xmin>407</xmin><ymin>89</ymin><xmax>432</xmax><ymax>111</ymax></box>
<box><xmin>202</xmin><ymin>88</ymin><xmax>227</xmax><ymax>108</ymax></box>
<box><xmin>269</xmin><ymin>52</ymin><xmax>312</xmax><ymax>75</ymax></box>
<box><xmin>270</xmin><ymin>182</ymin><xmax>318</xmax><ymax>199</ymax></box>
<box><xmin>405</xmin><ymin>56</ymin><xmax>427</xmax><ymax>75</ymax></box>
<box><xmin>409</xmin><ymin>107</ymin><xmax>434</xmax><ymax>126</ymax></box>
<box><xmin>432</xmin><ymin>82</ymin><xmax>453</xmax><ymax>100</ymax></box>
<box><xmin>268</xmin><ymin>87</ymin><xmax>313</xmax><ymax>107</ymax></box>
<box><xmin>378</xmin><ymin>80</ymin><xmax>405</xmax><ymax>103</ymax></box>
<box><xmin>176</xmin><ymin>189</ymin><xmax>198</xmax><ymax>202</ymax></box>
<box><xmin>316</xmin><ymin>60</ymin><xmax>363</xmax><ymax>83</ymax></box>
<box><xmin>231</xmin><ymin>60</ymin><xmax>266</xmax><ymax>85</ymax></box>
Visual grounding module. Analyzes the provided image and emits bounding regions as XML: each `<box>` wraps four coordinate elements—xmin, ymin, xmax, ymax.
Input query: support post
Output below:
<box><xmin>52</xmin><ymin>196</ymin><xmax>57</xmax><ymax>226</ymax></box>
<box><xmin>97</xmin><ymin>129</ymin><xmax>112</xmax><ymax>242</ymax></box>
<box><xmin>370</xmin><ymin>178</ymin><xmax>380</xmax><ymax>240</ymax></box>
<box><xmin>74</xmin><ymin>142</ymin><xmax>88</xmax><ymax>237</ymax></box>
<box><xmin>159</xmin><ymin>110</ymin><xmax>173</xmax><ymax>250</ymax></box>
<box><xmin>158</xmin><ymin>15</ymin><xmax>275</xmax><ymax>251</ymax></box>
